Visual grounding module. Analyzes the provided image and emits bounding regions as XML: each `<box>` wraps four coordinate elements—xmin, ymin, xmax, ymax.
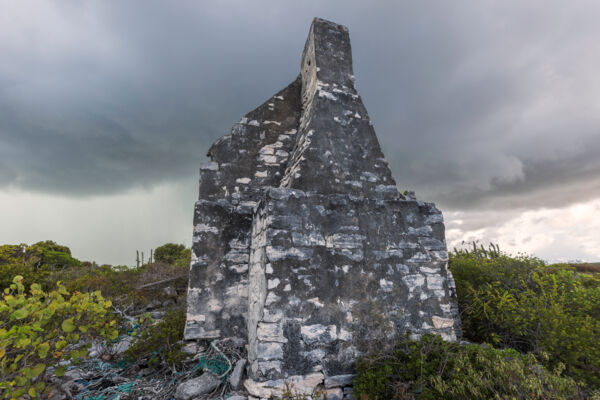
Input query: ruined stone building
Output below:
<box><xmin>185</xmin><ymin>17</ymin><xmax>460</xmax><ymax>398</ymax></box>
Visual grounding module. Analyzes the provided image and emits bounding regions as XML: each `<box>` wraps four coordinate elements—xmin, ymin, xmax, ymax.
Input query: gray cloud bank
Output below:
<box><xmin>2</xmin><ymin>0</ymin><xmax>600</xmax><ymax>213</ymax></box>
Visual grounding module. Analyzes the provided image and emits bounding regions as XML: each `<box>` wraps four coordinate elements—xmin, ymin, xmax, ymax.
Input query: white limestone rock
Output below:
<box><xmin>175</xmin><ymin>373</ymin><xmax>221</xmax><ymax>400</ymax></box>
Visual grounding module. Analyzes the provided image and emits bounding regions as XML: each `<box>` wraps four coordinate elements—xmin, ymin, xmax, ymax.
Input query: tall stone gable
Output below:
<box><xmin>185</xmin><ymin>17</ymin><xmax>460</xmax><ymax>394</ymax></box>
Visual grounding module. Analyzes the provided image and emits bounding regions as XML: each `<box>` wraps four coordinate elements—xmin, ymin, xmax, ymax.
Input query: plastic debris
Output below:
<box><xmin>52</xmin><ymin>338</ymin><xmax>242</xmax><ymax>400</ymax></box>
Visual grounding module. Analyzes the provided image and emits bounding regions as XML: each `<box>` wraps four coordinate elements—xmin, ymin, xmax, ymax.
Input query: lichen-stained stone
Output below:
<box><xmin>246</xmin><ymin>188</ymin><xmax>460</xmax><ymax>380</ymax></box>
<box><xmin>184</xmin><ymin>65</ymin><xmax>301</xmax><ymax>342</ymax></box>
<box><xmin>279</xmin><ymin>20</ymin><xmax>397</xmax><ymax>196</ymax></box>
<box><xmin>185</xmin><ymin>16</ymin><xmax>461</xmax><ymax>385</ymax></box>
<box><xmin>244</xmin><ymin>373</ymin><xmax>325</xmax><ymax>398</ymax></box>
<box><xmin>325</xmin><ymin>374</ymin><xmax>356</xmax><ymax>389</ymax></box>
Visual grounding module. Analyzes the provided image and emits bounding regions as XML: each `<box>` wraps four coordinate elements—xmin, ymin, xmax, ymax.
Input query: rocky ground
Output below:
<box><xmin>43</xmin><ymin>332</ymin><xmax>352</xmax><ymax>400</ymax></box>
<box><xmin>38</xmin><ymin>282</ymin><xmax>247</xmax><ymax>400</ymax></box>
<box><xmin>45</xmin><ymin>344</ymin><xmax>248</xmax><ymax>400</ymax></box>
<box><xmin>38</xmin><ymin>282</ymin><xmax>351</xmax><ymax>400</ymax></box>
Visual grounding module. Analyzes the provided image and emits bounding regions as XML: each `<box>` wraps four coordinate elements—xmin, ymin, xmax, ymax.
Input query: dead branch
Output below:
<box><xmin>136</xmin><ymin>275</ymin><xmax>187</xmax><ymax>290</ymax></box>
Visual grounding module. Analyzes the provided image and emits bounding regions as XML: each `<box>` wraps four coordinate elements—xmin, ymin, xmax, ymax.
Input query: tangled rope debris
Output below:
<box><xmin>50</xmin><ymin>339</ymin><xmax>243</xmax><ymax>400</ymax></box>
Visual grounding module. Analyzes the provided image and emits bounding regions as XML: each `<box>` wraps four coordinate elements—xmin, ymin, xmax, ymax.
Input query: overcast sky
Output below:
<box><xmin>1</xmin><ymin>0</ymin><xmax>600</xmax><ymax>265</ymax></box>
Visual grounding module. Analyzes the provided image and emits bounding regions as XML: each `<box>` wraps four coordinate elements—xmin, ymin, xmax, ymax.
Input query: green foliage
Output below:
<box><xmin>0</xmin><ymin>241</ymin><xmax>81</xmax><ymax>291</ymax></box>
<box><xmin>0</xmin><ymin>241</ymin><xmax>189</xmax><ymax>397</ymax></box>
<box><xmin>154</xmin><ymin>243</ymin><xmax>191</xmax><ymax>267</ymax></box>
<box><xmin>0</xmin><ymin>276</ymin><xmax>119</xmax><ymax>399</ymax></box>
<box><xmin>125</xmin><ymin>309</ymin><xmax>189</xmax><ymax>367</ymax></box>
<box><xmin>0</xmin><ymin>244</ymin><xmax>27</xmax><ymax>266</ymax></box>
<box><xmin>0</xmin><ymin>241</ymin><xmax>80</xmax><ymax>270</ymax></box>
<box><xmin>354</xmin><ymin>333</ymin><xmax>582</xmax><ymax>400</ymax></box>
<box><xmin>449</xmin><ymin>248</ymin><xmax>600</xmax><ymax>387</ymax></box>
<box><xmin>65</xmin><ymin>264</ymin><xmax>142</xmax><ymax>302</ymax></box>
<box><xmin>1</xmin><ymin>241</ymin><xmax>190</xmax><ymax>312</ymax></box>
<box><xmin>0</xmin><ymin>263</ymin><xmax>51</xmax><ymax>296</ymax></box>
<box><xmin>64</xmin><ymin>261</ymin><xmax>188</xmax><ymax>310</ymax></box>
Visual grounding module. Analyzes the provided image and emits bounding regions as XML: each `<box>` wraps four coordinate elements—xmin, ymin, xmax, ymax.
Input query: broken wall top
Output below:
<box><xmin>203</xmin><ymin>18</ymin><xmax>398</xmax><ymax>203</ymax></box>
<box><xmin>185</xmin><ymin>18</ymin><xmax>461</xmax><ymax>379</ymax></box>
<box><xmin>281</xmin><ymin>18</ymin><xmax>397</xmax><ymax>195</ymax></box>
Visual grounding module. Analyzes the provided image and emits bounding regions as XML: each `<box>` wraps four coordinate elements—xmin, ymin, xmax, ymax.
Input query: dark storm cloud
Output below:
<box><xmin>2</xmin><ymin>0</ymin><xmax>600</xmax><ymax>212</ymax></box>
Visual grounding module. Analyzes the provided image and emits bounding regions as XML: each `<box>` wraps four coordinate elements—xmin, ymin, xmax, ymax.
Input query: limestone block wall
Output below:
<box><xmin>184</xmin><ymin>79</ymin><xmax>301</xmax><ymax>340</ymax></box>
<box><xmin>246</xmin><ymin>187</ymin><xmax>460</xmax><ymax>383</ymax></box>
<box><xmin>281</xmin><ymin>19</ymin><xmax>396</xmax><ymax>195</ymax></box>
<box><xmin>185</xmin><ymin>17</ymin><xmax>463</xmax><ymax>396</ymax></box>
<box><xmin>185</xmin><ymin>200</ymin><xmax>251</xmax><ymax>339</ymax></box>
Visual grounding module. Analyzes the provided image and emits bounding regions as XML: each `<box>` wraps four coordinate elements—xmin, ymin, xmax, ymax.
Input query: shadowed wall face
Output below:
<box><xmin>185</xmin><ymin>78</ymin><xmax>302</xmax><ymax>340</ymax></box>
<box><xmin>185</xmin><ymin>18</ymin><xmax>460</xmax><ymax>395</ymax></box>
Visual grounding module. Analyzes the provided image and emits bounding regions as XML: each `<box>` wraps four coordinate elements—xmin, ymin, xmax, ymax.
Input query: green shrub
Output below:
<box><xmin>125</xmin><ymin>309</ymin><xmax>189</xmax><ymax>368</ymax></box>
<box><xmin>0</xmin><ymin>241</ymin><xmax>81</xmax><ymax>270</ymax></box>
<box><xmin>354</xmin><ymin>333</ymin><xmax>582</xmax><ymax>400</ymax></box>
<box><xmin>0</xmin><ymin>244</ymin><xmax>27</xmax><ymax>266</ymax></box>
<box><xmin>154</xmin><ymin>243</ymin><xmax>191</xmax><ymax>267</ymax></box>
<box><xmin>0</xmin><ymin>276</ymin><xmax>119</xmax><ymax>399</ymax></box>
<box><xmin>60</xmin><ymin>261</ymin><xmax>188</xmax><ymax>309</ymax></box>
<box><xmin>0</xmin><ymin>241</ymin><xmax>82</xmax><ymax>291</ymax></box>
<box><xmin>0</xmin><ymin>263</ymin><xmax>51</xmax><ymax>294</ymax></box>
<box><xmin>449</xmin><ymin>248</ymin><xmax>600</xmax><ymax>387</ymax></box>
<box><xmin>0</xmin><ymin>242</ymin><xmax>190</xmax><ymax>303</ymax></box>
<box><xmin>65</xmin><ymin>264</ymin><xmax>141</xmax><ymax>301</ymax></box>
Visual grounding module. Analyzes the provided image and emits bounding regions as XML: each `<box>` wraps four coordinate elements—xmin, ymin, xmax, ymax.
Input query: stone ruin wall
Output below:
<box><xmin>185</xmin><ymin>17</ymin><xmax>461</xmax><ymax>399</ymax></box>
<box><xmin>185</xmin><ymin>78</ymin><xmax>302</xmax><ymax>340</ymax></box>
<box><xmin>246</xmin><ymin>188</ymin><xmax>458</xmax><ymax>382</ymax></box>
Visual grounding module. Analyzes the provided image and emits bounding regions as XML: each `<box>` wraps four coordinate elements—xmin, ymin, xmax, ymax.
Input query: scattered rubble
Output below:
<box><xmin>229</xmin><ymin>358</ymin><xmax>247</xmax><ymax>390</ymax></box>
<box><xmin>174</xmin><ymin>372</ymin><xmax>221</xmax><ymax>400</ymax></box>
<box><xmin>44</xmin><ymin>337</ymin><xmax>244</xmax><ymax>400</ymax></box>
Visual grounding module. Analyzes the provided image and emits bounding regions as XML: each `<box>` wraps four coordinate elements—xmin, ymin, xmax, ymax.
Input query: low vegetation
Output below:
<box><xmin>451</xmin><ymin>246</ymin><xmax>600</xmax><ymax>387</ymax></box>
<box><xmin>125</xmin><ymin>309</ymin><xmax>189</xmax><ymax>368</ymax></box>
<box><xmin>355</xmin><ymin>245</ymin><xmax>600</xmax><ymax>399</ymax></box>
<box><xmin>2</xmin><ymin>240</ymin><xmax>600</xmax><ymax>399</ymax></box>
<box><xmin>0</xmin><ymin>241</ymin><xmax>191</xmax><ymax>399</ymax></box>
<box><xmin>0</xmin><ymin>241</ymin><xmax>190</xmax><ymax>309</ymax></box>
<box><xmin>354</xmin><ymin>333</ymin><xmax>583</xmax><ymax>400</ymax></box>
<box><xmin>0</xmin><ymin>276</ymin><xmax>118</xmax><ymax>399</ymax></box>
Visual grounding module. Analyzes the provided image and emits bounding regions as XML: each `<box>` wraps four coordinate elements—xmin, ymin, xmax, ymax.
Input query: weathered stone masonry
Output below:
<box><xmin>185</xmin><ymin>77</ymin><xmax>301</xmax><ymax>340</ymax></box>
<box><xmin>185</xmin><ymin>17</ymin><xmax>460</xmax><ymax>398</ymax></box>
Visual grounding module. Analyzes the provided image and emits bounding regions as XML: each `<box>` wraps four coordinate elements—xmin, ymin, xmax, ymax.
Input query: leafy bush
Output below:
<box><xmin>449</xmin><ymin>248</ymin><xmax>600</xmax><ymax>387</ymax></box>
<box><xmin>125</xmin><ymin>309</ymin><xmax>189</xmax><ymax>368</ymax></box>
<box><xmin>0</xmin><ymin>263</ymin><xmax>51</xmax><ymax>295</ymax></box>
<box><xmin>0</xmin><ymin>241</ymin><xmax>80</xmax><ymax>270</ymax></box>
<box><xmin>1</xmin><ymin>241</ymin><xmax>190</xmax><ymax>315</ymax></box>
<box><xmin>0</xmin><ymin>276</ymin><xmax>119</xmax><ymax>399</ymax></box>
<box><xmin>154</xmin><ymin>243</ymin><xmax>191</xmax><ymax>267</ymax></box>
<box><xmin>65</xmin><ymin>261</ymin><xmax>188</xmax><ymax>311</ymax></box>
<box><xmin>0</xmin><ymin>241</ymin><xmax>82</xmax><ymax>291</ymax></box>
<box><xmin>354</xmin><ymin>333</ymin><xmax>582</xmax><ymax>400</ymax></box>
<box><xmin>65</xmin><ymin>264</ymin><xmax>142</xmax><ymax>301</ymax></box>
<box><xmin>0</xmin><ymin>244</ymin><xmax>27</xmax><ymax>265</ymax></box>
<box><xmin>1</xmin><ymin>241</ymin><xmax>190</xmax><ymax>302</ymax></box>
